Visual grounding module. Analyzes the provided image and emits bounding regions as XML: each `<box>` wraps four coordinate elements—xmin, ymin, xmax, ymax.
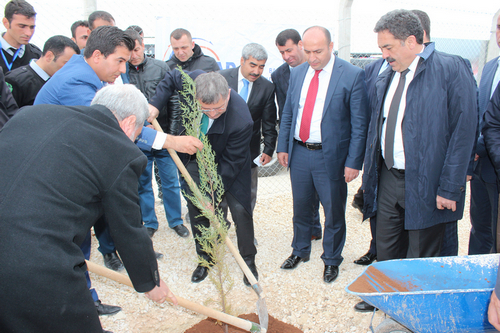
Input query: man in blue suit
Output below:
<box><xmin>469</xmin><ymin>12</ymin><xmax>500</xmax><ymax>255</ymax></box>
<box><xmin>277</xmin><ymin>26</ymin><xmax>369</xmax><ymax>283</ymax></box>
<box><xmin>272</xmin><ymin>28</ymin><xmax>322</xmax><ymax>241</ymax></box>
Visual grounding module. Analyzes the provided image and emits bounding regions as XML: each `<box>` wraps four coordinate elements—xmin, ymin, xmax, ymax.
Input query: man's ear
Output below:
<box><xmin>44</xmin><ymin>50</ymin><xmax>55</xmax><ymax>63</ymax></box>
<box><xmin>298</xmin><ymin>40</ymin><xmax>303</xmax><ymax>50</ymax></box>
<box><xmin>118</xmin><ymin>115</ymin><xmax>137</xmax><ymax>139</ymax></box>
<box><xmin>406</xmin><ymin>35</ymin><xmax>417</xmax><ymax>50</ymax></box>
<box><xmin>2</xmin><ymin>18</ymin><xmax>9</xmax><ymax>30</ymax></box>
<box><xmin>90</xmin><ymin>49</ymin><xmax>103</xmax><ymax>64</ymax></box>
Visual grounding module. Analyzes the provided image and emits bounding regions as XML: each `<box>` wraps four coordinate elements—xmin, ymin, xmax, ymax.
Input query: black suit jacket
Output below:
<box><xmin>219</xmin><ymin>67</ymin><xmax>277</xmax><ymax>166</ymax></box>
<box><xmin>271</xmin><ymin>62</ymin><xmax>290</xmax><ymax>122</ymax></box>
<box><xmin>0</xmin><ymin>104</ymin><xmax>159</xmax><ymax>332</ymax></box>
<box><xmin>150</xmin><ymin>69</ymin><xmax>254</xmax><ymax>213</ymax></box>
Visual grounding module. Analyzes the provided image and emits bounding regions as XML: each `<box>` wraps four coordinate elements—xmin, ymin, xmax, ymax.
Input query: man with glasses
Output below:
<box><xmin>149</xmin><ymin>70</ymin><xmax>257</xmax><ymax>286</ymax></box>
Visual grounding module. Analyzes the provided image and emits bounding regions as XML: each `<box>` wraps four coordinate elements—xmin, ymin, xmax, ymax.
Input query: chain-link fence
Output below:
<box><xmin>1</xmin><ymin>0</ymin><xmax>498</xmax><ymax>197</ymax></box>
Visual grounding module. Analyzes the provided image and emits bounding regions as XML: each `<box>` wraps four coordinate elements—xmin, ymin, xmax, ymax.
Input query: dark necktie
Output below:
<box><xmin>299</xmin><ymin>69</ymin><xmax>322</xmax><ymax>142</ymax></box>
<box><xmin>384</xmin><ymin>68</ymin><xmax>410</xmax><ymax>169</ymax></box>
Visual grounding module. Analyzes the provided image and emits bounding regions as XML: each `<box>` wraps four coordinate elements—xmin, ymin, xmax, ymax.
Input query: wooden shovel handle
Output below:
<box><xmin>85</xmin><ymin>260</ymin><xmax>264</xmax><ymax>332</ymax></box>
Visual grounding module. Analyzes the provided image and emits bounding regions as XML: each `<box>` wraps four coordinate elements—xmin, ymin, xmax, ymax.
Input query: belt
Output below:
<box><xmin>294</xmin><ymin>139</ymin><xmax>322</xmax><ymax>150</ymax></box>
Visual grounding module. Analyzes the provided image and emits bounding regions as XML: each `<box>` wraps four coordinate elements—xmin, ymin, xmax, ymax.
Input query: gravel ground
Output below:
<box><xmin>91</xmin><ymin>173</ymin><xmax>473</xmax><ymax>333</ymax></box>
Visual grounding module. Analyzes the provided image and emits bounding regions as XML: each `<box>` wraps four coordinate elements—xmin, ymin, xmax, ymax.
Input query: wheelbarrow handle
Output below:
<box><xmin>85</xmin><ymin>260</ymin><xmax>265</xmax><ymax>333</ymax></box>
<box><xmin>152</xmin><ymin>120</ymin><xmax>262</xmax><ymax>292</ymax></box>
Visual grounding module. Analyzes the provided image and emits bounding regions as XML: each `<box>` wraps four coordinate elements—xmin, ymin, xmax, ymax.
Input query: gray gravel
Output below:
<box><xmin>91</xmin><ymin>174</ymin><xmax>472</xmax><ymax>332</ymax></box>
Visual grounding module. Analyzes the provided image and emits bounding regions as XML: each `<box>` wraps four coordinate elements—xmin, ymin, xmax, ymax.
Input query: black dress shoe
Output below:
<box><xmin>280</xmin><ymin>254</ymin><xmax>310</xmax><ymax>269</ymax></box>
<box><xmin>191</xmin><ymin>265</ymin><xmax>209</xmax><ymax>283</ymax></box>
<box><xmin>102</xmin><ymin>330</ymin><xmax>113</xmax><ymax>333</ymax></box>
<box><xmin>173</xmin><ymin>224</ymin><xmax>189</xmax><ymax>237</ymax></box>
<box><xmin>243</xmin><ymin>262</ymin><xmax>259</xmax><ymax>287</ymax></box>
<box><xmin>323</xmin><ymin>265</ymin><xmax>339</xmax><ymax>283</ymax></box>
<box><xmin>103</xmin><ymin>252</ymin><xmax>124</xmax><ymax>271</ymax></box>
<box><xmin>155</xmin><ymin>251</ymin><xmax>164</xmax><ymax>259</ymax></box>
<box><xmin>354</xmin><ymin>252</ymin><xmax>377</xmax><ymax>265</ymax></box>
<box><xmin>354</xmin><ymin>300</ymin><xmax>378</xmax><ymax>312</ymax></box>
<box><xmin>311</xmin><ymin>234</ymin><xmax>322</xmax><ymax>241</ymax></box>
<box><xmin>94</xmin><ymin>300</ymin><xmax>121</xmax><ymax>316</ymax></box>
<box><xmin>146</xmin><ymin>227</ymin><xmax>156</xmax><ymax>238</ymax></box>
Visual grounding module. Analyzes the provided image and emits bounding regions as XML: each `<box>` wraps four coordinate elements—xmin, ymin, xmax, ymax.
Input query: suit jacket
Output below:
<box><xmin>150</xmin><ymin>69</ymin><xmax>254</xmax><ymax>213</ymax></box>
<box><xmin>476</xmin><ymin>56</ymin><xmax>499</xmax><ymax>183</ymax></box>
<box><xmin>219</xmin><ymin>67</ymin><xmax>277</xmax><ymax>165</ymax></box>
<box><xmin>277</xmin><ymin>56</ymin><xmax>369</xmax><ymax>180</ymax></box>
<box><xmin>271</xmin><ymin>62</ymin><xmax>290</xmax><ymax>122</ymax></box>
<box><xmin>5</xmin><ymin>63</ymin><xmax>46</xmax><ymax>107</ymax></box>
<box><xmin>363</xmin><ymin>43</ymin><xmax>477</xmax><ymax>229</ymax></box>
<box><xmin>0</xmin><ymin>104</ymin><xmax>159</xmax><ymax>332</ymax></box>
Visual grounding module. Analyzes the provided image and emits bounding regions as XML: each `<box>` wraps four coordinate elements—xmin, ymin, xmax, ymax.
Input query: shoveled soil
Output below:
<box><xmin>184</xmin><ymin>313</ymin><xmax>303</xmax><ymax>333</ymax></box>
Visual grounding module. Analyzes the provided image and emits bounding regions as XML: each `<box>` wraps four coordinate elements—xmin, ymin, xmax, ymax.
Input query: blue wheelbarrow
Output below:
<box><xmin>346</xmin><ymin>254</ymin><xmax>500</xmax><ymax>333</ymax></box>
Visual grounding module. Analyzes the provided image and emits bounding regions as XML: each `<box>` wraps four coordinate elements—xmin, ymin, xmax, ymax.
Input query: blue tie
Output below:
<box><xmin>239</xmin><ymin>79</ymin><xmax>249</xmax><ymax>102</ymax></box>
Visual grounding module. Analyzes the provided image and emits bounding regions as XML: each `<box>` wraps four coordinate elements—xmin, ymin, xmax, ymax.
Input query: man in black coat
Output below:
<box><xmin>5</xmin><ymin>35</ymin><xmax>79</xmax><ymax>107</ymax></box>
<box><xmin>167</xmin><ymin>28</ymin><xmax>219</xmax><ymax>72</ymax></box>
<box><xmin>219</xmin><ymin>42</ymin><xmax>277</xmax><ymax>213</ymax></box>
<box><xmin>0</xmin><ymin>85</ymin><xmax>180</xmax><ymax>333</ymax></box>
<box><xmin>149</xmin><ymin>70</ymin><xmax>257</xmax><ymax>286</ymax></box>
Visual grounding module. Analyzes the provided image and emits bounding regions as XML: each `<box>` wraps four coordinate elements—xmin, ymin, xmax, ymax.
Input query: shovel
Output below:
<box><xmin>152</xmin><ymin>119</ymin><xmax>269</xmax><ymax>330</ymax></box>
<box><xmin>86</xmin><ymin>260</ymin><xmax>266</xmax><ymax>333</ymax></box>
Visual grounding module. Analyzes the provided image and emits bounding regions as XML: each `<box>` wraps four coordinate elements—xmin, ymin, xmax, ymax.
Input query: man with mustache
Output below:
<box><xmin>0</xmin><ymin>0</ymin><xmax>41</xmax><ymax>74</ymax></box>
<box><xmin>363</xmin><ymin>9</ymin><xmax>476</xmax><ymax>267</ymax></box>
<box><xmin>219</xmin><ymin>43</ymin><xmax>277</xmax><ymax>218</ymax></box>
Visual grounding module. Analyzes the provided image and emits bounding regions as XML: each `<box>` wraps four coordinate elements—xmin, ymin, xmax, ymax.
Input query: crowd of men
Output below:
<box><xmin>1</xmin><ymin>0</ymin><xmax>500</xmax><ymax>331</ymax></box>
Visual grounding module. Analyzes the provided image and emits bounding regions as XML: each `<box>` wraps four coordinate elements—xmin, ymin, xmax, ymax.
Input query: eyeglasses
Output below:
<box><xmin>198</xmin><ymin>99</ymin><xmax>228</xmax><ymax>113</ymax></box>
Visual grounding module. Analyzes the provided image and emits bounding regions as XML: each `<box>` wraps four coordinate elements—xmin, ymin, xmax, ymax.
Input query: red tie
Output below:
<box><xmin>299</xmin><ymin>69</ymin><xmax>321</xmax><ymax>142</ymax></box>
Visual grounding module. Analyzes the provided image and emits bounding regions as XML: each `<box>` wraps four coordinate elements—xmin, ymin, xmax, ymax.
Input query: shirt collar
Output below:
<box><xmin>238</xmin><ymin>66</ymin><xmax>250</xmax><ymax>83</ymax></box>
<box><xmin>307</xmin><ymin>53</ymin><xmax>335</xmax><ymax>75</ymax></box>
<box><xmin>29</xmin><ymin>59</ymin><xmax>50</xmax><ymax>81</ymax></box>
<box><xmin>0</xmin><ymin>33</ymin><xmax>26</xmax><ymax>57</ymax></box>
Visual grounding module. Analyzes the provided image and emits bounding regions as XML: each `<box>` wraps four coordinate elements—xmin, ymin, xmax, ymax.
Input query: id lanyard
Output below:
<box><xmin>1</xmin><ymin>47</ymin><xmax>21</xmax><ymax>71</ymax></box>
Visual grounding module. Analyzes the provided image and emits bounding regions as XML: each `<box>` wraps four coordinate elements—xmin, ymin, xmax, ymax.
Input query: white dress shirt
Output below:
<box><xmin>294</xmin><ymin>54</ymin><xmax>335</xmax><ymax>143</ymax></box>
<box><xmin>381</xmin><ymin>47</ymin><xmax>423</xmax><ymax>169</ymax></box>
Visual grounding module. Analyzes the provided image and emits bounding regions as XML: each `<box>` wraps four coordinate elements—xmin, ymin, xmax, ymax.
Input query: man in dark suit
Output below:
<box><xmin>149</xmin><ymin>71</ymin><xmax>258</xmax><ymax>286</ymax></box>
<box><xmin>219</xmin><ymin>42</ymin><xmax>277</xmax><ymax>214</ymax></box>
<box><xmin>6</xmin><ymin>35</ymin><xmax>79</xmax><ymax>107</ymax></box>
<box><xmin>0</xmin><ymin>0</ymin><xmax>41</xmax><ymax>73</ymax></box>
<box><xmin>469</xmin><ymin>12</ymin><xmax>500</xmax><ymax>255</ymax></box>
<box><xmin>272</xmin><ymin>28</ymin><xmax>322</xmax><ymax>241</ymax></box>
<box><xmin>277</xmin><ymin>26</ymin><xmax>369</xmax><ymax>283</ymax></box>
<box><xmin>0</xmin><ymin>84</ymin><xmax>180</xmax><ymax>333</ymax></box>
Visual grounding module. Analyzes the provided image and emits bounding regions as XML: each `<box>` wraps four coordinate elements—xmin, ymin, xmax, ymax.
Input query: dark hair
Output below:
<box><xmin>70</xmin><ymin>20</ymin><xmax>89</xmax><ymax>38</ymax></box>
<box><xmin>127</xmin><ymin>25</ymin><xmax>143</xmax><ymax>36</ymax></box>
<box><xmin>43</xmin><ymin>35</ymin><xmax>80</xmax><ymax>59</ymax></box>
<box><xmin>276</xmin><ymin>29</ymin><xmax>301</xmax><ymax>46</ymax></box>
<box><xmin>88</xmin><ymin>10</ymin><xmax>115</xmax><ymax>30</ymax></box>
<box><xmin>84</xmin><ymin>26</ymin><xmax>134</xmax><ymax>58</ymax></box>
<box><xmin>374</xmin><ymin>9</ymin><xmax>424</xmax><ymax>44</ymax></box>
<box><xmin>4</xmin><ymin>0</ymin><xmax>36</xmax><ymax>23</ymax></box>
<box><xmin>170</xmin><ymin>28</ymin><xmax>191</xmax><ymax>40</ymax></box>
<box><xmin>303</xmin><ymin>26</ymin><xmax>331</xmax><ymax>45</ymax></box>
<box><xmin>125</xmin><ymin>29</ymin><xmax>143</xmax><ymax>46</ymax></box>
<box><xmin>411</xmin><ymin>9</ymin><xmax>431</xmax><ymax>40</ymax></box>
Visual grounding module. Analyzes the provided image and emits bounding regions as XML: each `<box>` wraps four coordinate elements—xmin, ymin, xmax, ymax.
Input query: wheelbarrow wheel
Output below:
<box><xmin>374</xmin><ymin>318</ymin><xmax>413</xmax><ymax>333</ymax></box>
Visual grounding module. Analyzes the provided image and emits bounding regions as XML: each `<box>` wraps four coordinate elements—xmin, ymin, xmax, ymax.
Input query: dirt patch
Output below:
<box><xmin>185</xmin><ymin>313</ymin><xmax>303</xmax><ymax>333</ymax></box>
<box><xmin>348</xmin><ymin>266</ymin><xmax>419</xmax><ymax>293</ymax></box>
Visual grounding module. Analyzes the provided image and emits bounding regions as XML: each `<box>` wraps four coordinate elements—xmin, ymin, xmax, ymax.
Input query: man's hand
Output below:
<box><xmin>278</xmin><ymin>152</ymin><xmax>288</xmax><ymax>167</ymax></box>
<box><xmin>489</xmin><ymin>291</ymin><xmax>500</xmax><ymax>330</ymax></box>
<box><xmin>467</xmin><ymin>175</ymin><xmax>472</xmax><ymax>182</ymax></box>
<box><xmin>436</xmin><ymin>195</ymin><xmax>456</xmax><ymax>212</ymax></box>
<box><xmin>145</xmin><ymin>279</ymin><xmax>178</xmax><ymax>305</ymax></box>
<box><xmin>147</xmin><ymin>104</ymin><xmax>160</xmax><ymax>123</ymax></box>
<box><xmin>344</xmin><ymin>167</ymin><xmax>359</xmax><ymax>183</ymax></box>
<box><xmin>260</xmin><ymin>153</ymin><xmax>272</xmax><ymax>166</ymax></box>
<box><xmin>475</xmin><ymin>153</ymin><xmax>479</xmax><ymax>162</ymax></box>
<box><xmin>163</xmin><ymin>135</ymin><xmax>203</xmax><ymax>155</ymax></box>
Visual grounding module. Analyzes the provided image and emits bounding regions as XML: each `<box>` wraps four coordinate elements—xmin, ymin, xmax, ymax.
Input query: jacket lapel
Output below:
<box><xmin>322</xmin><ymin>57</ymin><xmax>343</xmax><ymax>117</ymax></box>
